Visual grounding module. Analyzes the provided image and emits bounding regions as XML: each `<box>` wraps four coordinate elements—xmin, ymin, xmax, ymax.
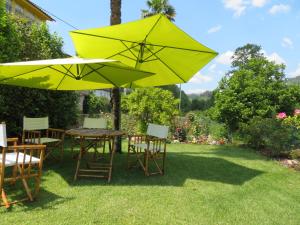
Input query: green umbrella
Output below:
<box><xmin>0</xmin><ymin>57</ymin><xmax>154</xmax><ymax>90</ymax></box>
<box><xmin>70</xmin><ymin>14</ymin><xmax>218</xmax><ymax>88</ymax></box>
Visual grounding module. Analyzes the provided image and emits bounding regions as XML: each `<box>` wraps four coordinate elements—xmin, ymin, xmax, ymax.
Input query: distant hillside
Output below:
<box><xmin>188</xmin><ymin>90</ymin><xmax>213</xmax><ymax>100</ymax></box>
<box><xmin>287</xmin><ymin>76</ymin><xmax>300</xmax><ymax>85</ymax></box>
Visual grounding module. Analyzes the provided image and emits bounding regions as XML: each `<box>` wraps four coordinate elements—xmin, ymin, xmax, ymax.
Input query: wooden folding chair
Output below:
<box><xmin>128</xmin><ymin>123</ymin><xmax>169</xmax><ymax>176</ymax></box>
<box><xmin>0</xmin><ymin>122</ymin><xmax>45</xmax><ymax>208</ymax></box>
<box><xmin>70</xmin><ymin>117</ymin><xmax>108</xmax><ymax>159</ymax></box>
<box><xmin>22</xmin><ymin>116</ymin><xmax>65</xmax><ymax>161</ymax></box>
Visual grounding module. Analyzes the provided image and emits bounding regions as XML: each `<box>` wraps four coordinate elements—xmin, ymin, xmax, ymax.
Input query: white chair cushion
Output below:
<box><xmin>0</xmin><ymin>152</ymin><xmax>40</xmax><ymax>167</ymax></box>
<box><xmin>147</xmin><ymin>124</ymin><xmax>169</xmax><ymax>139</ymax></box>
<box><xmin>25</xmin><ymin>137</ymin><xmax>61</xmax><ymax>144</ymax></box>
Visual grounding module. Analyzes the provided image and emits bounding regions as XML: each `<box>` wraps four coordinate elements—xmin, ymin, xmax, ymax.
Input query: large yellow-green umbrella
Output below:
<box><xmin>70</xmin><ymin>14</ymin><xmax>218</xmax><ymax>88</ymax></box>
<box><xmin>0</xmin><ymin>57</ymin><xmax>154</xmax><ymax>90</ymax></box>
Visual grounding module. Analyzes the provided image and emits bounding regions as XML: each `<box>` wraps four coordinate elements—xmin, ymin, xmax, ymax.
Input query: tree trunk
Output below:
<box><xmin>110</xmin><ymin>0</ymin><xmax>122</xmax><ymax>153</ymax></box>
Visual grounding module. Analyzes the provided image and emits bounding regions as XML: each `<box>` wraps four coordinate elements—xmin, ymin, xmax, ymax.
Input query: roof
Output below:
<box><xmin>16</xmin><ymin>0</ymin><xmax>55</xmax><ymax>21</ymax></box>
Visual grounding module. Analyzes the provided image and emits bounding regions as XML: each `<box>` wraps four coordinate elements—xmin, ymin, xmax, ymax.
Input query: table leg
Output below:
<box><xmin>108</xmin><ymin>137</ymin><xmax>115</xmax><ymax>183</ymax></box>
<box><xmin>74</xmin><ymin>137</ymin><xmax>84</xmax><ymax>181</ymax></box>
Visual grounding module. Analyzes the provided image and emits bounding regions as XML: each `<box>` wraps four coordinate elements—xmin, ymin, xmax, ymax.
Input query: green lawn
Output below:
<box><xmin>1</xmin><ymin>142</ymin><xmax>300</xmax><ymax>225</ymax></box>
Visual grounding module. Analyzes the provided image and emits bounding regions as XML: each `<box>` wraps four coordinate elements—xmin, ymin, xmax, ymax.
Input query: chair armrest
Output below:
<box><xmin>47</xmin><ymin>128</ymin><xmax>65</xmax><ymax>140</ymax></box>
<box><xmin>48</xmin><ymin>128</ymin><xmax>65</xmax><ymax>133</ymax></box>
<box><xmin>7</xmin><ymin>137</ymin><xmax>18</xmax><ymax>146</ymax></box>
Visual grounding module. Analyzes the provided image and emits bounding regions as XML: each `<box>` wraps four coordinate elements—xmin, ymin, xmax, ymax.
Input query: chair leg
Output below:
<box><xmin>11</xmin><ymin>165</ymin><xmax>17</xmax><ymax>185</ymax></box>
<box><xmin>60</xmin><ymin>143</ymin><xmax>64</xmax><ymax>161</ymax></box>
<box><xmin>153</xmin><ymin>157</ymin><xmax>163</xmax><ymax>175</ymax></box>
<box><xmin>127</xmin><ymin>146</ymin><xmax>132</xmax><ymax>169</ymax></box>
<box><xmin>0</xmin><ymin>165</ymin><xmax>9</xmax><ymax>208</ymax></box>
<box><xmin>18</xmin><ymin>166</ymin><xmax>33</xmax><ymax>201</ymax></box>
<box><xmin>144</xmin><ymin>151</ymin><xmax>149</xmax><ymax>176</ymax></box>
<box><xmin>1</xmin><ymin>188</ymin><xmax>10</xmax><ymax>208</ymax></box>
<box><xmin>162</xmin><ymin>152</ymin><xmax>166</xmax><ymax>175</ymax></box>
<box><xmin>34</xmin><ymin>176</ymin><xmax>41</xmax><ymax>197</ymax></box>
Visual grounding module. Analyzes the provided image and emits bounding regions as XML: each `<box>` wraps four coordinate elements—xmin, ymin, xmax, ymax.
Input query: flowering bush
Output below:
<box><xmin>276</xmin><ymin>112</ymin><xmax>287</xmax><ymax>119</ymax></box>
<box><xmin>174</xmin><ymin>127</ymin><xmax>187</xmax><ymax>142</ymax></box>
<box><xmin>173</xmin><ymin>112</ymin><xmax>228</xmax><ymax>145</ymax></box>
<box><xmin>240</xmin><ymin>117</ymin><xmax>295</xmax><ymax>155</ymax></box>
<box><xmin>280</xmin><ymin>109</ymin><xmax>300</xmax><ymax>129</ymax></box>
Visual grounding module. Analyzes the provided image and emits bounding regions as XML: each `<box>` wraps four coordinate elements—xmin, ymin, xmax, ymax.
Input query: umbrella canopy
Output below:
<box><xmin>0</xmin><ymin>57</ymin><xmax>154</xmax><ymax>90</ymax></box>
<box><xmin>70</xmin><ymin>14</ymin><xmax>218</xmax><ymax>88</ymax></box>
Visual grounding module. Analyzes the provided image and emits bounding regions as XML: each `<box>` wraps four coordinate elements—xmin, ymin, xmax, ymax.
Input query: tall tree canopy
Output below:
<box><xmin>160</xmin><ymin>85</ymin><xmax>191</xmax><ymax>113</ymax></box>
<box><xmin>213</xmin><ymin>44</ymin><xmax>300</xmax><ymax>131</ymax></box>
<box><xmin>122</xmin><ymin>88</ymin><xmax>179</xmax><ymax>133</ymax></box>
<box><xmin>142</xmin><ymin>0</ymin><xmax>176</xmax><ymax>21</ymax></box>
<box><xmin>0</xmin><ymin>6</ymin><xmax>79</xmax><ymax>134</ymax></box>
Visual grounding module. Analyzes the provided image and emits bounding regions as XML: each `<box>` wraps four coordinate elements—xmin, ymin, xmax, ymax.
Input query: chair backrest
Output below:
<box><xmin>0</xmin><ymin>122</ymin><xmax>7</xmax><ymax>147</ymax></box>
<box><xmin>83</xmin><ymin>117</ymin><xmax>107</xmax><ymax>129</ymax></box>
<box><xmin>147</xmin><ymin>123</ymin><xmax>169</xmax><ymax>139</ymax></box>
<box><xmin>23</xmin><ymin>116</ymin><xmax>49</xmax><ymax>131</ymax></box>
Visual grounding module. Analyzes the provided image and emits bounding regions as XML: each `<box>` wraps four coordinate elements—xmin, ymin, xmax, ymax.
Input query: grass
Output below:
<box><xmin>1</xmin><ymin>141</ymin><xmax>300</xmax><ymax>225</ymax></box>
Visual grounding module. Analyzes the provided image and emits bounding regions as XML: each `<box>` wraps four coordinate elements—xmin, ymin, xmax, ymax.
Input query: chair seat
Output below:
<box><xmin>25</xmin><ymin>137</ymin><xmax>61</xmax><ymax>144</ymax></box>
<box><xmin>131</xmin><ymin>143</ymin><xmax>163</xmax><ymax>152</ymax></box>
<box><xmin>0</xmin><ymin>152</ymin><xmax>40</xmax><ymax>167</ymax></box>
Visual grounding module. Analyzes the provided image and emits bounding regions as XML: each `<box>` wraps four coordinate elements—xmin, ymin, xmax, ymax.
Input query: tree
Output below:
<box><xmin>122</xmin><ymin>88</ymin><xmax>179</xmax><ymax>133</ymax></box>
<box><xmin>0</xmin><ymin>10</ymin><xmax>79</xmax><ymax>135</ymax></box>
<box><xmin>110</xmin><ymin>0</ymin><xmax>122</xmax><ymax>152</ymax></box>
<box><xmin>160</xmin><ymin>85</ymin><xmax>191</xmax><ymax>113</ymax></box>
<box><xmin>83</xmin><ymin>93</ymin><xmax>111</xmax><ymax>114</ymax></box>
<box><xmin>142</xmin><ymin>0</ymin><xmax>176</xmax><ymax>21</ymax></box>
<box><xmin>213</xmin><ymin>44</ymin><xmax>300</xmax><ymax>132</ymax></box>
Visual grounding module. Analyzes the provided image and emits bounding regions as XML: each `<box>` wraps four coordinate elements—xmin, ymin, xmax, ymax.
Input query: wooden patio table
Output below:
<box><xmin>66</xmin><ymin>128</ymin><xmax>125</xmax><ymax>182</ymax></box>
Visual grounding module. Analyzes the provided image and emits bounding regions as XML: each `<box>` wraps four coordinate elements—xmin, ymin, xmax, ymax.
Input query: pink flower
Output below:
<box><xmin>294</xmin><ymin>109</ymin><xmax>300</xmax><ymax>116</ymax></box>
<box><xmin>276</xmin><ymin>112</ymin><xmax>287</xmax><ymax>119</ymax></box>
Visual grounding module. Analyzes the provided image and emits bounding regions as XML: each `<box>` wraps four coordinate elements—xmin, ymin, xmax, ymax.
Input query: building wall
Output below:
<box><xmin>6</xmin><ymin>0</ymin><xmax>52</xmax><ymax>23</ymax></box>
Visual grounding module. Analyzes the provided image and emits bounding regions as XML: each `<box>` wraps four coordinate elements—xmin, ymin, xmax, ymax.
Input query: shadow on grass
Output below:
<box><xmin>47</xmin><ymin>150</ymin><xmax>264</xmax><ymax>187</ymax></box>
<box><xmin>1</xmin><ymin>186</ymin><xmax>72</xmax><ymax>212</ymax></box>
<box><xmin>181</xmin><ymin>145</ymin><xmax>266</xmax><ymax>161</ymax></box>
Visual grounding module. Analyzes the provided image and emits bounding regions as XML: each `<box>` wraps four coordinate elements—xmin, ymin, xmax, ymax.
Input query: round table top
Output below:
<box><xmin>66</xmin><ymin>128</ymin><xmax>126</xmax><ymax>137</ymax></box>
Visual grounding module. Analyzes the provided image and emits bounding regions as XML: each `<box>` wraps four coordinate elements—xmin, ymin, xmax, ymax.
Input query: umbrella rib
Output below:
<box><xmin>120</xmin><ymin>41</ymin><xmax>139</xmax><ymax>59</ymax></box>
<box><xmin>144</xmin><ymin>45</ymin><xmax>186</xmax><ymax>82</ymax></box>
<box><xmin>61</xmin><ymin>65</ymin><xmax>77</xmax><ymax>78</ymax></box>
<box><xmin>55</xmin><ymin>74</ymin><xmax>68</xmax><ymax>90</ymax></box>
<box><xmin>143</xmin><ymin>58</ymin><xmax>158</xmax><ymax>63</ymax></box>
<box><xmin>99</xmin><ymin>62</ymin><xmax>153</xmax><ymax>74</ymax></box>
<box><xmin>0</xmin><ymin>66</ymin><xmax>50</xmax><ymax>82</ymax></box>
<box><xmin>106</xmin><ymin>43</ymin><xmax>140</xmax><ymax>60</ymax></box>
<box><xmin>55</xmin><ymin>64</ymin><xmax>73</xmax><ymax>90</ymax></box>
<box><xmin>143</xmin><ymin>46</ymin><xmax>165</xmax><ymax>62</ymax></box>
<box><xmin>79</xmin><ymin>64</ymin><xmax>87</xmax><ymax>76</ymax></box>
<box><xmin>85</xmin><ymin>64</ymin><xmax>118</xmax><ymax>87</ymax></box>
<box><xmin>151</xmin><ymin>44</ymin><xmax>218</xmax><ymax>54</ymax></box>
<box><xmin>80</xmin><ymin>65</ymin><xmax>105</xmax><ymax>79</ymax></box>
<box><xmin>119</xmin><ymin>53</ymin><xmax>138</xmax><ymax>62</ymax></box>
<box><xmin>48</xmin><ymin>66</ymin><xmax>76</xmax><ymax>79</ymax></box>
<box><xmin>71</xmin><ymin>31</ymin><xmax>217</xmax><ymax>55</ymax></box>
<box><xmin>71</xmin><ymin>31</ymin><xmax>138</xmax><ymax>44</ymax></box>
<box><xmin>143</xmin><ymin>14</ymin><xmax>163</xmax><ymax>41</ymax></box>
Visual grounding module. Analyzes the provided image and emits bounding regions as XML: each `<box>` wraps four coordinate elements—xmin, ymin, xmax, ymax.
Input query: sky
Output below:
<box><xmin>31</xmin><ymin>0</ymin><xmax>300</xmax><ymax>94</ymax></box>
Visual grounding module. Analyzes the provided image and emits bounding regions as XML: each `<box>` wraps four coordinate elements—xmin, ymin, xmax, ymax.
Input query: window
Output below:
<box><xmin>15</xmin><ymin>4</ymin><xmax>24</xmax><ymax>16</ymax></box>
<box><xmin>24</xmin><ymin>10</ymin><xmax>36</xmax><ymax>22</ymax></box>
<box><xmin>6</xmin><ymin>0</ymin><xmax>12</xmax><ymax>12</ymax></box>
